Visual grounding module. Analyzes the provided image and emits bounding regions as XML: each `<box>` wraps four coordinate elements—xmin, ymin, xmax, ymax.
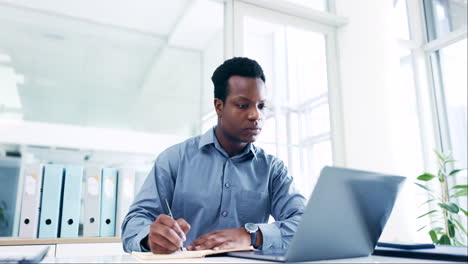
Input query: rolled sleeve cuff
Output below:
<box><xmin>257</xmin><ymin>223</ymin><xmax>282</xmax><ymax>250</ymax></box>
<box><xmin>135</xmin><ymin>226</ymin><xmax>151</xmax><ymax>252</ymax></box>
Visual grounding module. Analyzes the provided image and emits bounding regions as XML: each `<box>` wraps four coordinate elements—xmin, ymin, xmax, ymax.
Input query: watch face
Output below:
<box><xmin>245</xmin><ymin>223</ymin><xmax>258</xmax><ymax>233</ymax></box>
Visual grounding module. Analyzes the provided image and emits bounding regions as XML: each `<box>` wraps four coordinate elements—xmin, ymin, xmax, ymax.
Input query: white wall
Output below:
<box><xmin>0</xmin><ymin>120</ymin><xmax>184</xmax><ymax>156</ymax></box>
<box><xmin>335</xmin><ymin>0</ymin><xmax>428</xmax><ymax>242</ymax></box>
<box><xmin>200</xmin><ymin>30</ymin><xmax>224</xmax><ymax>132</ymax></box>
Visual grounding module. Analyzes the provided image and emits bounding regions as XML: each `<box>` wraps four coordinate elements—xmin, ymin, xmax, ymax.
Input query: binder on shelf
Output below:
<box><xmin>116</xmin><ymin>168</ymin><xmax>135</xmax><ymax>237</ymax></box>
<box><xmin>18</xmin><ymin>163</ymin><xmax>44</xmax><ymax>238</ymax></box>
<box><xmin>100</xmin><ymin>168</ymin><xmax>118</xmax><ymax>237</ymax></box>
<box><xmin>59</xmin><ymin>165</ymin><xmax>83</xmax><ymax>238</ymax></box>
<box><xmin>83</xmin><ymin>167</ymin><xmax>102</xmax><ymax>237</ymax></box>
<box><xmin>38</xmin><ymin>164</ymin><xmax>65</xmax><ymax>238</ymax></box>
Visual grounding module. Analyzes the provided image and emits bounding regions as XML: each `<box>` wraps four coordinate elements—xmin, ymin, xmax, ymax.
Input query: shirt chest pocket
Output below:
<box><xmin>237</xmin><ymin>190</ymin><xmax>270</xmax><ymax>223</ymax></box>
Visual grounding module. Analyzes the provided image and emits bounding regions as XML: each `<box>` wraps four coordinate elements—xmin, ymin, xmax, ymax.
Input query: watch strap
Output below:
<box><xmin>250</xmin><ymin>230</ymin><xmax>257</xmax><ymax>247</ymax></box>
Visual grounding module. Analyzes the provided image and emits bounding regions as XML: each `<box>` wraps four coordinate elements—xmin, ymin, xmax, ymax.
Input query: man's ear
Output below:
<box><xmin>214</xmin><ymin>98</ymin><xmax>224</xmax><ymax>118</ymax></box>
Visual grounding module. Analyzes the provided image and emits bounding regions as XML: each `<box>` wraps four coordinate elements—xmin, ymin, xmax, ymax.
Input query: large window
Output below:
<box><xmin>432</xmin><ymin>38</ymin><xmax>467</xmax><ymax>175</ymax></box>
<box><xmin>232</xmin><ymin>2</ymin><xmax>340</xmax><ymax>198</ymax></box>
<box><xmin>424</xmin><ymin>0</ymin><xmax>467</xmax><ymax>40</ymax></box>
<box><xmin>427</xmin><ymin>11</ymin><xmax>467</xmax><ymax>244</ymax></box>
<box><xmin>423</xmin><ymin>0</ymin><xmax>467</xmax><ymax>196</ymax></box>
<box><xmin>396</xmin><ymin>0</ymin><xmax>467</xmax><ymax>244</ymax></box>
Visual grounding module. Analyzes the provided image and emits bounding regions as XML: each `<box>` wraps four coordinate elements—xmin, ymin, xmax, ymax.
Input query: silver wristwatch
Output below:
<box><xmin>244</xmin><ymin>223</ymin><xmax>259</xmax><ymax>247</ymax></box>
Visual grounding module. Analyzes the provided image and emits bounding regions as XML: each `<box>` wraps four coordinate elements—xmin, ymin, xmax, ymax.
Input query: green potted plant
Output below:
<box><xmin>416</xmin><ymin>150</ymin><xmax>467</xmax><ymax>246</ymax></box>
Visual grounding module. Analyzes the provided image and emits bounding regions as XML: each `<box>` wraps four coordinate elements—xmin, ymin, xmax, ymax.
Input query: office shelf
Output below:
<box><xmin>0</xmin><ymin>237</ymin><xmax>121</xmax><ymax>246</ymax></box>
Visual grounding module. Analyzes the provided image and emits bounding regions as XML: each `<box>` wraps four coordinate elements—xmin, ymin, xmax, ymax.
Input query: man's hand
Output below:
<box><xmin>147</xmin><ymin>214</ymin><xmax>190</xmax><ymax>254</ymax></box>
<box><xmin>186</xmin><ymin>227</ymin><xmax>251</xmax><ymax>251</ymax></box>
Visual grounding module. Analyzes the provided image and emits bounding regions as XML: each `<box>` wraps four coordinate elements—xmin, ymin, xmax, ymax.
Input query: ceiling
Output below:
<box><xmin>0</xmin><ymin>0</ymin><xmax>224</xmax><ymax>137</ymax></box>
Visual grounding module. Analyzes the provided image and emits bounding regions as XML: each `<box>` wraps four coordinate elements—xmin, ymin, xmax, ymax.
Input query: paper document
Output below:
<box><xmin>132</xmin><ymin>246</ymin><xmax>253</xmax><ymax>260</ymax></box>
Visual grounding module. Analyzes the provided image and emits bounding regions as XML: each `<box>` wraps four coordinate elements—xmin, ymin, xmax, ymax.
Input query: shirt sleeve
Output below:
<box><xmin>121</xmin><ymin>148</ymin><xmax>178</xmax><ymax>253</ymax></box>
<box><xmin>258</xmin><ymin>160</ymin><xmax>306</xmax><ymax>250</ymax></box>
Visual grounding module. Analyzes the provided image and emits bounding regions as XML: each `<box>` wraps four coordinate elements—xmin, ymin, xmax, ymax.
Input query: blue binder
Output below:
<box><xmin>99</xmin><ymin>168</ymin><xmax>118</xmax><ymax>237</ymax></box>
<box><xmin>59</xmin><ymin>166</ymin><xmax>83</xmax><ymax>238</ymax></box>
<box><xmin>38</xmin><ymin>164</ymin><xmax>64</xmax><ymax>238</ymax></box>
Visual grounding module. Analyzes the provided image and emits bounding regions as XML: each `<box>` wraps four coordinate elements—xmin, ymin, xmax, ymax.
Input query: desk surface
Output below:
<box><xmin>41</xmin><ymin>254</ymin><xmax>456</xmax><ymax>263</ymax></box>
<box><xmin>0</xmin><ymin>237</ymin><xmax>121</xmax><ymax>246</ymax></box>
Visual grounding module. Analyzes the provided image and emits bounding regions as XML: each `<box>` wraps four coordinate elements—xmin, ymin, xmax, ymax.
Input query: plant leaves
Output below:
<box><xmin>415</xmin><ymin>182</ymin><xmax>433</xmax><ymax>192</ymax></box>
<box><xmin>417</xmin><ymin>173</ymin><xmax>436</xmax><ymax>181</ymax></box>
<box><xmin>429</xmin><ymin>230</ymin><xmax>438</xmax><ymax>243</ymax></box>
<box><xmin>438</xmin><ymin>202</ymin><xmax>459</xmax><ymax>214</ymax></box>
<box><xmin>450</xmin><ymin>189</ymin><xmax>468</xmax><ymax>198</ymax></box>
<box><xmin>438</xmin><ymin>234</ymin><xmax>451</xmax><ymax>245</ymax></box>
<box><xmin>453</xmin><ymin>219</ymin><xmax>468</xmax><ymax>236</ymax></box>
<box><xmin>438</xmin><ymin>175</ymin><xmax>445</xmax><ymax>182</ymax></box>
<box><xmin>449</xmin><ymin>169</ymin><xmax>465</xmax><ymax>176</ymax></box>
<box><xmin>438</xmin><ymin>161</ymin><xmax>445</xmax><ymax>173</ymax></box>
<box><xmin>448</xmin><ymin>220</ymin><xmax>455</xmax><ymax>238</ymax></box>
<box><xmin>460</xmin><ymin>208</ymin><xmax>468</xmax><ymax>216</ymax></box>
<box><xmin>417</xmin><ymin>225</ymin><xmax>426</xmax><ymax>232</ymax></box>
<box><xmin>452</xmin><ymin>185</ymin><xmax>468</xmax><ymax>189</ymax></box>
<box><xmin>434</xmin><ymin>149</ymin><xmax>445</xmax><ymax>161</ymax></box>
<box><xmin>419</xmin><ymin>199</ymin><xmax>435</xmax><ymax>207</ymax></box>
<box><xmin>417</xmin><ymin>210</ymin><xmax>438</xmax><ymax>219</ymax></box>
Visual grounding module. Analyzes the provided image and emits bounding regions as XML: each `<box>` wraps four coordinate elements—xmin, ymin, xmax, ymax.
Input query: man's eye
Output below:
<box><xmin>258</xmin><ymin>104</ymin><xmax>266</xmax><ymax>110</ymax></box>
<box><xmin>237</xmin><ymin>104</ymin><xmax>248</xmax><ymax>109</ymax></box>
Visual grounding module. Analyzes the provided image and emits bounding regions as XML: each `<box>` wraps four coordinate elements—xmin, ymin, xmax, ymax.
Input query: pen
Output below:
<box><xmin>164</xmin><ymin>199</ymin><xmax>186</xmax><ymax>252</ymax></box>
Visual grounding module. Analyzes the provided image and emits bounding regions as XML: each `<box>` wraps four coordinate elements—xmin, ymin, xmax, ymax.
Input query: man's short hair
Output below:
<box><xmin>211</xmin><ymin>57</ymin><xmax>266</xmax><ymax>103</ymax></box>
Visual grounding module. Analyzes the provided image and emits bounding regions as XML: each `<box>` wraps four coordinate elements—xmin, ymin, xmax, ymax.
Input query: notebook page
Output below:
<box><xmin>132</xmin><ymin>246</ymin><xmax>253</xmax><ymax>260</ymax></box>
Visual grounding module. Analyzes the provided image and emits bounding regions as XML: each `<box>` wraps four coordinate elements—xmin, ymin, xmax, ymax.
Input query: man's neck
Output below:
<box><xmin>214</xmin><ymin>127</ymin><xmax>247</xmax><ymax>157</ymax></box>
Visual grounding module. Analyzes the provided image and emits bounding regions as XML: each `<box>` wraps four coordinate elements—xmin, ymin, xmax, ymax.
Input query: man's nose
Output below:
<box><xmin>248</xmin><ymin>107</ymin><xmax>262</xmax><ymax>121</ymax></box>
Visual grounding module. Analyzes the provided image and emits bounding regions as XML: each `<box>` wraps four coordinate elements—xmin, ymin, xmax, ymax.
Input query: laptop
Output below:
<box><xmin>227</xmin><ymin>166</ymin><xmax>406</xmax><ymax>262</ymax></box>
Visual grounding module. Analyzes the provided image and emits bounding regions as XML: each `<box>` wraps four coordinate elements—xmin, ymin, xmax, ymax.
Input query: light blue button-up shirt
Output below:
<box><xmin>121</xmin><ymin>127</ymin><xmax>306</xmax><ymax>252</ymax></box>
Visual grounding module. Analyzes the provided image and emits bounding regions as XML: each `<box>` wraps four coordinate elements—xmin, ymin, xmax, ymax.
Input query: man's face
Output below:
<box><xmin>215</xmin><ymin>75</ymin><xmax>266</xmax><ymax>143</ymax></box>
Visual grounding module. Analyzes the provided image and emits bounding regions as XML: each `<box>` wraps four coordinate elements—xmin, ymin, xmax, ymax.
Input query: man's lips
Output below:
<box><xmin>245</xmin><ymin>127</ymin><xmax>261</xmax><ymax>133</ymax></box>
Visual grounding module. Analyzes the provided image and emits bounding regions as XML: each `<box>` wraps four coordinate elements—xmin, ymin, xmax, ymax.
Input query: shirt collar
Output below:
<box><xmin>199</xmin><ymin>126</ymin><xmax>257</xmax><ymax>158</ymax></box>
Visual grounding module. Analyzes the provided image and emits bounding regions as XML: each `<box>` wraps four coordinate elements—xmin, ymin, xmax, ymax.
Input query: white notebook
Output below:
<box><xmin>132</xmin><ymin>246</ymin><xmax>253</xmax><ymax>260</ymax></box>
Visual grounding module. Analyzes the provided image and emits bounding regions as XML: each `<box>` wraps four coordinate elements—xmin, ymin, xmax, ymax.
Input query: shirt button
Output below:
<box><xmin>222</xmin><ymin>211</ymin><xmax>228</xmax><ymax>217</ymax></box>
<box><xmin>224</xmin><ymin>183</ymin><xmax>230</xmax><ymax>188</ymax></box>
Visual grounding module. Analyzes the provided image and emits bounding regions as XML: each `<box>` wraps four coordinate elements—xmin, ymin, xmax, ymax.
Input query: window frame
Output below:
<box><xmin>220</xmin><ymin>0</ymin><xmax>347</xmax><ymax>197</ymax></box>
<box><xmin>403</xmin><ymin>0</ymin><xmax>467</xmax><ymax>172</ymax></box>
<box><xmin>403</xmin><ymin>0</ymin><xmax>467</xmax><ymax>243</ymax></box>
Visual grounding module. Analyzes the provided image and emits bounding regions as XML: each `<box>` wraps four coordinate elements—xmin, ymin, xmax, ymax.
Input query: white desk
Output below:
<box><xmin>41</xmin><ymin>254</ymin><xmax>456</xmax><ymax>263</ymax></box>
<box><xmin>1</xmin><ymin>241</ymin><xmax>459</xmax><ymax>263</ymax></box>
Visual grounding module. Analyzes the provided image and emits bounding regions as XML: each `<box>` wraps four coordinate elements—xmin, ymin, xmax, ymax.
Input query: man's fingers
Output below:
<box><xmin>188</xmin><ymin>228</ymin><xmax>251</xmax><ymax>251</ymax></box>
<box><xmin>188</xmin><ymin>232</ymin><xmax>214</xmax><ymax>249</ymax></box>
<box><xmin>190</xmin><ymin>234</ymin><xmax>224</xmax><ymax>250</ymax></box>
<box><xmin>213</xmin><ymin>241</ymin><xmax>233</xmax><ymax>251</ymax></box>
<box><xmin>188</xmin><ymin>238</ymin><xmax>206</xmax><ymax>250</ymax></box>
<box><xmin>151</xmin><ymin>224</ymin><xmax>183</xmax><ymax>249</ymax></box>
<box><xmin>156</xmin><ymin>215</ymin><xmax>186</xmax><ymax>242</ymax></box>
<box><xmin>150</xmin><ymin>233</ymin><xmax>180</xmax><ymax>252</ymax></box>
<box><xmin>176</xmin><ymin>218</ymin><xmax>191</xmax><ymax>235</ymax></box>
<box><xmin>148</xmin><ymin>238</ymin><xmax>172</xmax><ymax>254</ymax></box>
<box><xmin>199</xmin><ymin>236</ymin><xmax>224</xmax><ymax>250</ymax></box>
<box><xmin>148</xmin><ymin>229</ymin><xmax>178</xmax><ymax>254</ymax></box>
